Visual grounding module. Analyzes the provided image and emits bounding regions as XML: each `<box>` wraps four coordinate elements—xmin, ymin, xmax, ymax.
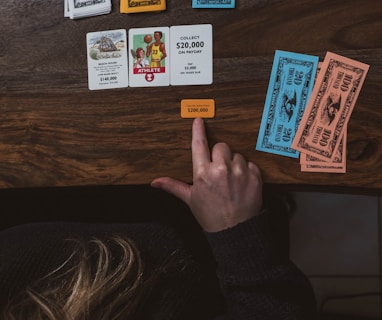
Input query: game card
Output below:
<box><xmin>170</xmin><ymin>24</ymin><xmax>213</xmax><ymax>86</ymax></box>
<box><xmin>86</xmin><ymin>29</ymin><xmax>129</xmax><ymax>90</ymax></box>
<box><xmin>68</xmin><ymin>0</ymin><xmax>111</xmax><ymax>19</ymax></box>
<box><xmin>120</xmin><ymin>0</ymin><xmax>166</xmax><ymax>13</ymax></box>
<box><xmin>192</xmin><ymin>0</ymin><xmax>235</xmax><ymax>9</ymax></box>
<box><xmin>64</xmin><ymin>0</ymin><xmax>69</xmax><ymax>17</ymax></box>
<box><xmin>181</xmin><ymin>99</ymin><xmax>215</xmax><ymax>118</ymax></box>
<box><xmin>128</xmin><ymin>27</ymin><xmax>170</xmax><ymax>87</ymax></box>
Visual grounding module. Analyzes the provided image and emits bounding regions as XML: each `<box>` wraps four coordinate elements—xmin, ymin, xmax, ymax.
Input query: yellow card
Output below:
<box><xmin>181</xmin><ymin>99</ymin><xmax>215</xmax><ymax>118</ymax></box>
<box><xmin>120</xmin><ymin>0</ymin><xmax>166</xmax><ymax>13</ymax></box>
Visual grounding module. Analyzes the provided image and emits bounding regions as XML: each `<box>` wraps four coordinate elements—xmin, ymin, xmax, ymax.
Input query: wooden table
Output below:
<box><xmin>1</xmin><ymin>0</ymin><xmax>381</xmax><ymax>194</ymax></box>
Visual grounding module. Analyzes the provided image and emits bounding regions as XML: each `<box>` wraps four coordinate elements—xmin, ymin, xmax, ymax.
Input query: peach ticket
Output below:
<box><xmin>300</xmin><ymin>131</ymin><xmax>346</xmax><ymax>173</ymax></box>
<box><xmin>292</xmin><ymin>52</ymin><xmax>369</xmax><ymax>162</ymax></box>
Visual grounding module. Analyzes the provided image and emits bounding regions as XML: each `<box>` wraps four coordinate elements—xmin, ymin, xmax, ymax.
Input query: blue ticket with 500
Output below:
<box><xmin>256</xmin><ymin>50</ymin><xmax>319</xmax><ymax>158</ymax></box>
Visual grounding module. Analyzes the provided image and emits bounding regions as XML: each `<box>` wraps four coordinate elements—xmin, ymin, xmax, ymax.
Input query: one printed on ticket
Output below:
<box><xmin>181</xmin><ymin>99</ymin><xmax>215</xmax><ymax>118</ymax></box>
<box><xmin>192</xmin><ymin>0</ymin><xmax>235</xmax><ymax>9</ymax></box>
<box><xmin>120</xmin><ymin>0</ymin><xmax>166</xmax><ymax>13</ymax></box>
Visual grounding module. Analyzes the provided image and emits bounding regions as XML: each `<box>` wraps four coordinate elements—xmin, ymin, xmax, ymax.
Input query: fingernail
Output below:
<box><xmin>151</xmin><ymin>180</ymin><xmax>161</xmax><ymax>188</ymax></box>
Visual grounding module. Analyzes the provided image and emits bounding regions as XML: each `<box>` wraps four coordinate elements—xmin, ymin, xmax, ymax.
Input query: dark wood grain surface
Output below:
<box><xmin>1</xmin><ymin>0</ymin><xmax>381</xmax><ymax>194</ymax></box>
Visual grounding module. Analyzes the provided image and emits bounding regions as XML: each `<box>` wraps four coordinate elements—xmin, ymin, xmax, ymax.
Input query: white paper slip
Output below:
<box><xmin>170</xmin><ymin>24</ymin><xmax>213</xmax><ymax>86</ymax></box>
<box><xmin>68</xmin><ymin>0</ymin><xmax>111</xmax><ymax>19</ymax></box>
<box><xmin>86</xmin><ymin>29</ymin><xmax>129</xmax><ymax>90</ymax></box>
<box><xmin>64</xmin><ymin>0</ymin><xmax>70</xmax><ymax>17</ymax></box>
<box><xmin>128</xmin><ymin>27</ymin><xmax>170</xmax><ymax>87</ymax></box>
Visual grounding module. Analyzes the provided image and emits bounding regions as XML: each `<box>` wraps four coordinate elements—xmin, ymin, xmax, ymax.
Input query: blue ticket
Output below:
<box><xmin>256</xmin><ymin>50</ymin><xmax>319</xmax><ymax>158</ymax></box>
<box><xmin>192</xmin><ymin>0</ymin><xmax>235</xmax><ymax>9</ymax></box>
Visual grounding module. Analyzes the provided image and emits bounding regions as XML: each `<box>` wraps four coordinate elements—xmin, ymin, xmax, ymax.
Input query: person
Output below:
<box><xmin>0</xmin><ymin>118</ymin><xmax>317</xmax><ymax>319</ymax></box>
<box><xmin>146</xmin><ymin>31</ymin><xmax>167</xmax><ymax>68</ymax></box>
<box><xmin>133</xmin><ymin>48</ymin><xmax>149</xmax><ymax>68</ymax></box>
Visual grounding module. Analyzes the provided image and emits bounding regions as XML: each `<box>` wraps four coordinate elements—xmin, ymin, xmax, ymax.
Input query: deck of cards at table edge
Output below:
<box><xmin>65</xmin><ymin>0</ymin><xmax>111</xmax><ymax>19</ymax></box>
<box><xmin>120</xmin><ymin>0</ymin><xmax>235</xmax><ymax>12</ymax></box>
<box><xmin>64</xmin><ymin>0</ymin><xmax>235</xmax><ymax>19</ymax></box>
<box><xmin>256</xmin><ymin>50</ymin><xmax>369</xmax><ymax>173</ymax></box>
<box><xmin>86</xmin><ymin>25</ymin><xmax>213</xmax><ymax>89</ymax></box>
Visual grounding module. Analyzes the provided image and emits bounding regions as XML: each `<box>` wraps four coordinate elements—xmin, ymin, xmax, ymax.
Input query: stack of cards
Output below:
<box><xmin>65</xmin><ymin>0</ymin><xmax>112</xmax><ymax>19</ymax></box>
<box><xmin>120</xmin><ymin>0</ymin><xmax>166</xmax><ymax>14</ymax></box>
<box><xmin>256</xmin><ymin>50</ymin><xmax>369</xmax><ymax>173</ymax></box>
<box><xmin>192</xmin><ymin>0</ymin><xmax>235</xmax><ymax>8</ymax></box>
<box><xmin>86</xmin><ymin>24</ymin><xmax>213</xmax><ymax>90</ymax></box>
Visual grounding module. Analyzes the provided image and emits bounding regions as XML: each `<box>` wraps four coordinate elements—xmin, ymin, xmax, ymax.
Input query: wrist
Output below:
<box><xmin>204</xmin><ymin>211</ymin><xmax>272</xmax><ymax>271</ymax></box>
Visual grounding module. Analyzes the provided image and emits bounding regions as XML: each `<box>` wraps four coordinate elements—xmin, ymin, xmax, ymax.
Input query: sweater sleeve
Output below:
<box><xmin>204</xmin><ymin>211</ymin><xmax>318</xmax><ymax>320</ymax></box>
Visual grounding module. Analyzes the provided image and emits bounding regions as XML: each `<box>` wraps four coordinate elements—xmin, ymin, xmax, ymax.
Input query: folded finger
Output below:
<box><xmin>211</xmin><ymin>142</ymin><xmax>232</xmax><ymax>163</ymax></box>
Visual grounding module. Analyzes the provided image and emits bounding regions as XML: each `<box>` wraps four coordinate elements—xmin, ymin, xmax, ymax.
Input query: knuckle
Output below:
<box><xmin>192</xmin><ymin>136</ymin><xmax>208</xmax><ymax>149</ymax></box>
<box><xmin>213</xmin><ymin>163</ymin><xmax>230</xmax><ymax>177</ymax></box>
<box><xmin>232</xmin><ymin>164</ymin><xmax>245</xmax><ymax>176</ymax></box>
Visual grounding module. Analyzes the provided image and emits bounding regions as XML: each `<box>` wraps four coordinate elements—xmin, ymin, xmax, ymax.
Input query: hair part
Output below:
<box><xmin>2</xmin><ymin>236</ymin><xmax>158</xmax><ymax>320</ymax></box>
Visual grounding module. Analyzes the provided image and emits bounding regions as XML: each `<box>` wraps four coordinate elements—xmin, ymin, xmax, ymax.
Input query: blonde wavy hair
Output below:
<box><xmin>1</xmin><ymin>236</ymin><xmax>168</xmax><ymax>320</ymax></box>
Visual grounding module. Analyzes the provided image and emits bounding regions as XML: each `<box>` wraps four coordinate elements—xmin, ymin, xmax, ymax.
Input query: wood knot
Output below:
<box><xmin>0</xmin><ymin>37</ymin><xmax>8</xmax><ymax>56</ymax></box>
<box><xmin>348</xmin><ymin>139</ymin><xmax>379</xmax><ymax>161</ymax></box>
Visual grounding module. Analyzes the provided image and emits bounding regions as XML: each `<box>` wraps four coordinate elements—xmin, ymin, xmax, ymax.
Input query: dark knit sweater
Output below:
<box><xmin>0</xmin><ymin>213</ymin><xmax>317</xmax><ymax>319</ymax></box>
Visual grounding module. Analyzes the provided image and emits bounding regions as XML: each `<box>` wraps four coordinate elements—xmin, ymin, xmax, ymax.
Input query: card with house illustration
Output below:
<box><xmin>86</xmin><ymin>29</ymin><xmax>129</xmax><ymax>90</ymax></box>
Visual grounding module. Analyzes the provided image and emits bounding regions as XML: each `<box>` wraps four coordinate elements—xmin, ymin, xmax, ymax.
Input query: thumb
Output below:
<box><xmin>151</xmin><ymin>177</ymin><xmax>191</xmax><ymax>206</ymax></box>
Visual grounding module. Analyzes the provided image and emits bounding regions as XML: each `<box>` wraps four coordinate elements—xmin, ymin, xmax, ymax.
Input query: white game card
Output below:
<box><xmin>170</xmin><ymin>24</ymin><xmax>213</xmax><ymax>86</ymax></box>
<box><xmin>86</xmin><ymin>29</ymin><xmax>129</xmax><ymax>90</ymax></box>
<box><xmin>68</xmin><ymin>0</ymin><xmax>111</xmax><ymax>19</ymax></box>
<box><xmin>128</xmin><ymin>27</ymin><xmax>170</xmax><ymax>87</ymax></box>
<box><xmin>64</xmin><ymin>0</ymin><xmax>70</xmax><ymax>17</ymax></box>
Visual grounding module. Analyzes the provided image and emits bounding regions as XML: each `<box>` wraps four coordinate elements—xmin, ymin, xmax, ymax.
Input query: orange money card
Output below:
<box><xmin>120</xmin><ymin>0</ymin><xmax>166</xmax><ymax>14</ymax></box>
<box><xmin>181</xmin><ymin>99</ymin><xmax>215</xmax><ymax>118</ymax></box>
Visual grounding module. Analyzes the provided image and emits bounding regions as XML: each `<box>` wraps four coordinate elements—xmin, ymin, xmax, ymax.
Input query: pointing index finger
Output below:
<box><xmin>192</xmin><ymin>118</ymin><xmax>211</xmax><ymax>173</ymax></box>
